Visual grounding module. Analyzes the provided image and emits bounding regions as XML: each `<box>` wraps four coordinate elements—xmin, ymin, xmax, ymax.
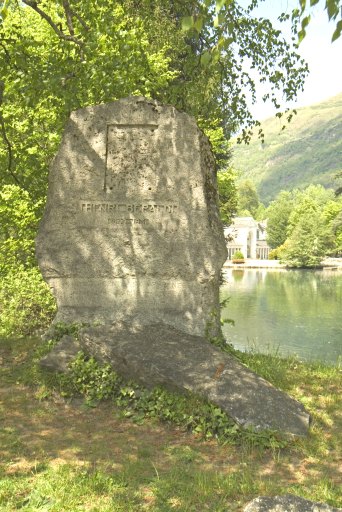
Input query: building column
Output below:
<box><xmin>249</xmin><ymin>229</ymin><xmax>257</xmax><ymax>259</ymax></box>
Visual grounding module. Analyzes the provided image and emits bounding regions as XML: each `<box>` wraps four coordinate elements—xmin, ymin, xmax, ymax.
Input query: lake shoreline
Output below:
<box><xmin>223</xmin><ymin>257</ymin><xmax>342</xmax><ymax>270</ymax></box>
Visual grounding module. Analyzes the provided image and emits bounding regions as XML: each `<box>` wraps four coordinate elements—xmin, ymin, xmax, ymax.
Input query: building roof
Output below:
<box><xmin>231</xmin><ymin>216</ymin><xmax>258</xmax><ymax>228</ymax></box>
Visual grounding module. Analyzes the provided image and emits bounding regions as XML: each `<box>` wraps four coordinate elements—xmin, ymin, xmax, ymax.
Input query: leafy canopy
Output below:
<box><xmin>0</xmin><ymin>0</ymin><xmax>313</xmax><ymax>202</ymax></box>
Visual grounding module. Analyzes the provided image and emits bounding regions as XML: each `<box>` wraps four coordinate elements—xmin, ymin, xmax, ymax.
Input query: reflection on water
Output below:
<box><xmin>221</xmin><ymin>269</ymin><xmax>342</xmax><ymax>365</ymax></box>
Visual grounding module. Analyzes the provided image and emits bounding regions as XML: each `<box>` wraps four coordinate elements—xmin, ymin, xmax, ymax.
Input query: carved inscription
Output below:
<box><xmin>80</xmin><ymin>202</ymin><xmax>178</xmax><ymax>214</ymax></box>
<box><xmin>105</xmin><ymin>124</ymin><xmax>158</xmax><ymax>193</ymax></box>
<box><xmin>79</xmin><ymin>201</ymin><xmax>179</xmax><ymax>231</ymax></box>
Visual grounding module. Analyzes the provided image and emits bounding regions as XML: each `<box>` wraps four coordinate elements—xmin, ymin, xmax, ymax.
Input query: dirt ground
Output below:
<box><xmin>1</xmin><ymin>338</ymin><xmax>341</xmax><ymax>511</ymax></box>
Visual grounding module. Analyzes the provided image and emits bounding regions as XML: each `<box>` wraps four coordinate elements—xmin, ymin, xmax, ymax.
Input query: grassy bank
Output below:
<box><xmin>0</xmin><ymin>336</ymin><xmax>341</xmax><ymax>511</ymax></box>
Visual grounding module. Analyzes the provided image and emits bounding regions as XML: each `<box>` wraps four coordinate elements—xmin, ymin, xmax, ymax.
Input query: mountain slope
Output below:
<box><xmin>232</xmin><ymin>93</ymin><xmax>342</xmax><ymax>204</ymax></box>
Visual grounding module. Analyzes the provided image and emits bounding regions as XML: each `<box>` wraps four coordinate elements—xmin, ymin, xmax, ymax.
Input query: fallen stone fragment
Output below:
<box><xmin>243</xmin><ymin>495</ymin><xmax>341</xmax><ymax>512</ymax></box>
<box><xmin>43</xmin><ymin>323</ymin><xmax>311</xmax><ymax>437</ymax></box>
<box><xmin>40</xmin><ymin>335</ymin><xmax>81</xmax><ymax>373</ymax></box>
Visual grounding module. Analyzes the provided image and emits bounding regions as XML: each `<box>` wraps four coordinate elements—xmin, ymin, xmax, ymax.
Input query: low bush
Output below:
<box><xmin>268</xmin><ymin>248</ymin><xmax>278</xmax><ymax>260</ymax></box>
<box><xmin>232</xmin><ymin>250</ymin><xmax>244</xmax><ymax>260</ymax></box>
<box><xmin>47</xmin><ymin>350</ymin><xmax>287</xmax><ymax>449</ymax></box>
<box><xmin>0</xmin><ymin>185</ymin><xmax>42</xmax><ymax>274</ymax></box>
<box><xmin>0</xmin><ymin>265</ymin><xmax>56</xmax><ymax>336</ymax></box>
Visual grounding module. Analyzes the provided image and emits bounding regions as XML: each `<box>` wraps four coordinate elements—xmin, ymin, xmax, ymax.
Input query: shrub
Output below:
<box><xmin>0</xmin><ymin>185</ymin><xmax>42</xmax><ymax>275</ymax></box>
<box><xmin>268</xmin><ymin>248</ymin><xmax>279</xmax><ymax>260</ymax></box>
<box><xmin>232</xmin><ymin>250</ymin><xmax>244</xmax><ymax>260</ymax></box>
<box><xmin>0</xmin><ymin>266</ymin><xmax>56</xmax><ymax>336</ymax></box>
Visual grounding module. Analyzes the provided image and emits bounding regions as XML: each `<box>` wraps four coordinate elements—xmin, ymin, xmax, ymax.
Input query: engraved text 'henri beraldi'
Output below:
<box><xmin>80</xmin><ymin>202</ymin><xmax>178</xmax><ymax>227</ymax></box>
<box><xmin>80</xmin><ymin>202</ymin><xmax>178</xmax><ymax>214</ymax></box>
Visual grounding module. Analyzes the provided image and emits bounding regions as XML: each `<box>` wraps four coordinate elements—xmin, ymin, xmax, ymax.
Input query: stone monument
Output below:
<box><xmin>37</xmin><ymin>97</ymin><xmax>311</xmax><ymax>437</ymax></box>
<box><xmin>36</xmin><ymin>97</ymin><xmax>227</xmax><ymax>337</ymax></box>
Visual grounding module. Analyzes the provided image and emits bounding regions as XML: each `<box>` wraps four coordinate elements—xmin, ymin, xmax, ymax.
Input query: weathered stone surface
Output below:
<box><xmin>40</xmin><ymin>335</ymin><xmax>81</xmax><ymax>373</ymax></box>
<box><xmin>243</xmin><ymin>495</ymin><xmax>341</xmax><ymax>512</ymax></box>
<box><xmin>51</xmin><ymin>324</ymin><xmax>310</xmax><ymax>436</ymax></box>
<box><xmin>36</xmin><ymin>97</ymin><xmax>226</xmax><ymax>337</ymax></box>
<box><xmin>36</xmin><ymin>97</ymin><xmax>311</xmax><ymax>437</ymax></box>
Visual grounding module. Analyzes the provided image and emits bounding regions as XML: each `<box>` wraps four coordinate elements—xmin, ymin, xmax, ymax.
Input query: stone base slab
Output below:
<box><xmin>41</xmin><ymin>323</ymin><xmax>310</xmax><ymax>437</ymax></box>
<box><xmin>243</xmin><ymin>495</ymin><xmax>341</xmax><ymax>512</ymax></box>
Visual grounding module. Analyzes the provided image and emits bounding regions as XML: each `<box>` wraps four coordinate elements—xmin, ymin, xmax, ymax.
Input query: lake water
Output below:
<box><xmin>220</xmin><ymin>268</ymin><xmax>342</xmax><ymax>365</ymax></box>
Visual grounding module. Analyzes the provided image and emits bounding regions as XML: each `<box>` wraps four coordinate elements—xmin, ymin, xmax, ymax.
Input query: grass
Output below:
<box><xmin>0</xmin><ymin>336</ymin><xmax>341</xmax><ymax>511</ymax></box>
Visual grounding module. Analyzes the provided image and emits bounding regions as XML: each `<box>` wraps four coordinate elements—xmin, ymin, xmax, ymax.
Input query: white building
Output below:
<box><xmin>224</xmin><ymin>217</ymin><xmax>270</xmax><ymax>260</ymax></box>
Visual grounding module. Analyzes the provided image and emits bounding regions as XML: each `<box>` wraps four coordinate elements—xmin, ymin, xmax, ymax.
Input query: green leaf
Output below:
<box><xmin>227</xmin><ymin>21</ymin><xmax>234</xmax><ymax>34</ymax></box>
<box><xmin>214</xmin><ymin>13</ymin><xmax>225</xmax><ymax>28</ymax></box>
<box><xmin>299</xmin><ymin>0</ymin><xmax>306</xmax><ymax>13</ymax></box>
<box><xmin>200</xmin><ymin>50</ymin><xmax>212</xmax><ymax>66</ymax></box>
<box><xmin>194</xmin><ymin>16</ymin><xmax>204</xmax><ymax>33</ymax></box>
<box><xmin>332</xmin><ymin>19</ymin><xmax>342</xmax><ymax>42</ymax></box>
<box><xmin>212</xmin><ymin>47</ymin><xmax>221</xmax><ymax>64</ymax></box>
<box><xmin>298</xmin><ymin>14</ymin><xmax>311</xmax><ymax>43</ymax></box>
<box><xmin>1</xmin><ymin>6</ymin><xmax>8</xmax><ymax>20</ymax></box>
<box><xmin>0</xmin><ymin>0</ymin><xmax>9</xmax><ymax>20</ymax></box>
<box><xmin>215</xmin><ymin>0</ymin><xmax>226</xmax><ymax>13</ymax></box>
<box><xmin>326</xmin><ymin>0</ymin><xmax>339</xmax><ymax>20</ymax></box>
<box><xmin>301</xmin><ymin>14</ymin><xmax>311</xmax><ymax>29</ymax></box>
<box><xmin>310</xmin><ymin>0</ymin><xmax>319</xmax><ymax>5</ymax></box>
<box><xmin>217</xmin><ymin>36</ymin><xmax>226</xmax><ymax>49</ymax></box>
<box><xmin>181</xmin><ymin>16</ymin><xmax>194</xmax><ymax>32</ymax></box>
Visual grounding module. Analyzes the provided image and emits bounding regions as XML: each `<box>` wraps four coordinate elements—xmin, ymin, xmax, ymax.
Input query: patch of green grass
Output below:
<box><xmin>0</xmin><ymin>464</ymin><xmax>140</xmax><ymax>511</ymax></box>
<box><xmin>1</xmin><ymin>335</ymin><xmax>341</xmax><ymax>511</ymax></box>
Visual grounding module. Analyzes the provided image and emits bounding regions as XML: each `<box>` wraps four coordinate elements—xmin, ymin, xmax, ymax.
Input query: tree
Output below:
<box><xmin>280</xmin><ymin>207</ymin><xmax>334</xmax><ymax>267</ymax></box>
<box><xmin>254</xmin><ymin>203</ymin><xmax>266</xmax><ymax>221</ymax></box>
<box><xmin>180</xmin><ymin>0</ymin><xmax>309</xmax><ymax>142</ymax></box>
<box><xmin>0</xmin><ymin>184</ymin><xmax>55</xmax><ymax>335</ymax></box>
<box><xmin>0</xmin><ymin>185</ymin><xmax>41</xmax><ymax>274</ymax></box>
<box><xmin>334</xmin><ymin>170</ymin><xmax>342</xmax><ymax>196</ymax></box>
<box><xmin>287</xmin><ymin>185</ymin><xmax>334</xmax><ymax>234</ymax></box>
<box><xmin>0</xmin><ymin>1</ymin><xmax>183</xmax><ymax>200</ymax></box>
<box><xmin>279</xmin><ymin>185</ymin><xmax>337</xmax><ymax>266</ymax></box>
<box><xmin>323</xmin><ymin>196</ymin><xmax>342</xmax><ymax>255</ymax></box>
<box><xmin>179</xmin><ymin>0</ymin><xmax>342</xmax><ymax>140</ymax></box>
<box><xmin>266</xmin><ymin>190</ymin><xmax>295</xmax><ymax>249</ymax></box>
<box><xmin>217</xmin><ymin>168</ymin><xmax>237</xmax><ymax>225</ymax></box>
<box><xmin>237</xmin><ymin>180</ymin><xmax>260</xmax><ymax>217</ymax></box>
<box><xmin>331</xmin><ymin>210</ymin><xmax>342</xmax><ymax>255</ymax></box>
<box><xmin>0</xmin><ymin>0</ymin><xmax>312</xmax><ymax>203</ymax></box>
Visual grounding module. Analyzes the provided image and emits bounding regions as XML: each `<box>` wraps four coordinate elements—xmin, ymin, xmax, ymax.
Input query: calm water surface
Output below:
<box><xmin>220</xmin><ymin>268</ymin><xmax>342</xmax><ymax>365</ymax></box>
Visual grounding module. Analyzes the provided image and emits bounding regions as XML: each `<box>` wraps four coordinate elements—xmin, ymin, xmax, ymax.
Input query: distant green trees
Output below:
<box><xmin>266</xmin><ymin>185</ymin><xmax>342</xmax><ymax>267</ymax></box>
<box><xmin>234</xmin><ymin>180</ymin><xmax>268</xmax><ymax>221</ymax></box>
<box><xmin>266</xmin><ymin>191</ymin><xmax>295</xmax><ymax>249</ymax></box>
<box><xmin>236</xmin><ymin>180</ymin><xmax>260</xmax><ymax>218</ymax></box>
<box><xmin>217</xmin><ymin>169</ymin><xmax>238</xmax><ymax>226</ymax></box>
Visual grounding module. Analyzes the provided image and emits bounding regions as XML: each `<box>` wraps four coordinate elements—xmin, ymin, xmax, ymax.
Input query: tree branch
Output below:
<box><xmin>62</xmin><ymin>0</ymin><xmax>75</xmax><ymax>36</ymax></box>
<box><xmin>22</xmin><ymin>0</ymin><xmax>85</xmax><ymax>49</ymax></box>
<box><xmin>70</xmin><ymin>8</ymin><xmax>90</xmax><ymax>32</ymax></box>
<box><xmin>0</xmin><ymin>81</ymin><xmax>23</xmax><ymax>188</ymax></box>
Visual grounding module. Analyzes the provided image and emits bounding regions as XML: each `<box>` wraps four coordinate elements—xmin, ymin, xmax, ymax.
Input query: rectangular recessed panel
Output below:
<box><xmin>105</xmin><ymin>124</ymin><xmax>159</xmax><ymax>194</ymax></box>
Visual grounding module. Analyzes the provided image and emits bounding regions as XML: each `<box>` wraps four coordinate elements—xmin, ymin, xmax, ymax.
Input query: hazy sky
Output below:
<box><xmin>239</xmin><ymin>0</ymin><xmax>342</xmax><ymax>119</ymax></box>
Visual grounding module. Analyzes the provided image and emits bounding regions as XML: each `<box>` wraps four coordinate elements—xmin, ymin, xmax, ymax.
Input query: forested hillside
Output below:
<box><xmin>233</xmin><ymin>93</ymin><xmax>342</xmax><ymax>204</ymax></box>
